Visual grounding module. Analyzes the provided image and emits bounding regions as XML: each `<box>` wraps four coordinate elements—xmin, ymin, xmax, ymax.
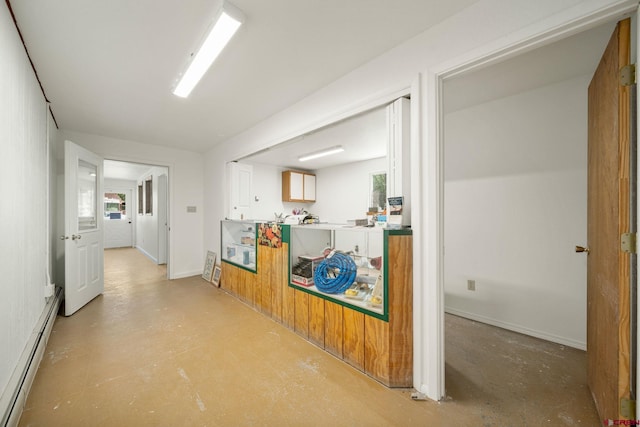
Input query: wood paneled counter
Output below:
<box><xmin>220</xmin><ymin>222</ymin><xmax>412</xmax><ymax>387</ymax></box>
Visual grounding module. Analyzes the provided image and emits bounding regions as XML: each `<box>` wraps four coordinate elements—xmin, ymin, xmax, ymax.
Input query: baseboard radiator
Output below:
<box><xmin>1</xmin><ymin>287</ymin><xmax>62</xmax><ymax>427</ymax></box>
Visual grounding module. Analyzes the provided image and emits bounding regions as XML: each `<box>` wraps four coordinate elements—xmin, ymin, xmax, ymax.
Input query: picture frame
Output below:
<box><xmin>212</xmin><ymin>265</ymin><xmax>222</xmax><ymax>287</ymax></box>
<box><xmin>202</xmin><ymin>250</ymin><xmax>217</xmax><ymax>282</ymax></box>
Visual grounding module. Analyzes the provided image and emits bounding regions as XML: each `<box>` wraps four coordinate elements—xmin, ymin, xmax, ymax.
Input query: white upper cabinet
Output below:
<box><xmin>282</xmin><ymin>170</ymin><xmax>315</xmax><ymax>202</ymax></box>
<box><xmin>303</xmin><ymin>174</ymin><xmax>316</xmax><ymax>202</ymax></box>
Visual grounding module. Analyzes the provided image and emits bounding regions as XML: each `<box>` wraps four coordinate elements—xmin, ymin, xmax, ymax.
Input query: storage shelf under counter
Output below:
<box><xmin>220</xmin><ymin>220</ymin><xmax>257</xmax><ymax>272</ymax></box>
<box><xmin>288</xmin><ymin>224</ymin><xmax>393</xmax><ymax>320</ymax></box>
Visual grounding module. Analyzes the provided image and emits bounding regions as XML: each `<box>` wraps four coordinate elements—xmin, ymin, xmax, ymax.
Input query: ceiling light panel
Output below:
<box><xmin>173</xmin><ymin>2</ymin><xmax>244</xmax><ymax>98</ymax></box>
<box><xmin>298</xmin><ymin>145</ymin><xmax>345</xmax><ymax>162</ymax></box>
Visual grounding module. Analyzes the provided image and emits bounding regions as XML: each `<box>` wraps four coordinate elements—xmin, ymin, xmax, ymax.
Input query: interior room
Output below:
<box><xmin>2</xmin><ymin>0</ymin><xmax>638</xmax><ymax>425</ymax></box>
<box><xmin>236</xmin><ymin>102</ymin><xmax>392</xmax><ymax>224</ymax></box>
<box><xmin>442</xmin><ymin>19</ymin><xmax>617</xmax><ymax>353</ymax></box>
<box><xmin>103</xmin><ymin>160</ymin><xmax>170</xmax><ymax>270</ymax></box>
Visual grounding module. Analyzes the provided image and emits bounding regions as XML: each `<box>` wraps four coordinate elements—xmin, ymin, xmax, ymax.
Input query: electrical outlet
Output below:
<box><xmin>467</xmin><ymin>280</ymin><xmax>476</xmax><ymax>291</ymax></box>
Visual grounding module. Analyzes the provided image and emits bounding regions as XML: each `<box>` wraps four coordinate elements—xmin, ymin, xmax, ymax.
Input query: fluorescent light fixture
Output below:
<box><xmin>298</xmin><ymin>145</ymin><xmax>345</xmax><ymax>162</ymax></box>
<box><xmin>173</xmin><ymin>2</ymin><xmax>244</xmax><ymax>98</ymax></box>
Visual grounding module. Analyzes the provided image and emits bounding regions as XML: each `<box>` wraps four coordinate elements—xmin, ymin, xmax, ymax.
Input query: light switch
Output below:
<box><xmin>187</xmin><ymin>206</ymin><xmax>197</xmax><ymax>213</ymax></box>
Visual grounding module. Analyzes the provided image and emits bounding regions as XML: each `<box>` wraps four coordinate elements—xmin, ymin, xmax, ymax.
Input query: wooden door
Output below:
<box><xmin>587</xmin><ymin>18</ymin><xmax>632</xmax><ymax>421</ymax></box>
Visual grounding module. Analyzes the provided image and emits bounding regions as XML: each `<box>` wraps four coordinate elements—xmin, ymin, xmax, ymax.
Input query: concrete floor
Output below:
<box><xmin>18</xmin><ymin>248</ymin><xmax>600</xmax><ymax>426</ymax></box>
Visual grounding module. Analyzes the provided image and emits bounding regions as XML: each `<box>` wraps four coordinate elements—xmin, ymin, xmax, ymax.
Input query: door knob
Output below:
<box><xmin>575</xmin><ymin>245</ymin><xmax>590</xmax><ymax>254</ymax></box>
<box><xmin>59</xmin><ymin>235</ymin><xmax>68</xmax><ymax>240</ymax></box>
<box><xmin>72</xmin><ymin>234</ymin><xmax>82</xmax><ymax>240</ymax></box>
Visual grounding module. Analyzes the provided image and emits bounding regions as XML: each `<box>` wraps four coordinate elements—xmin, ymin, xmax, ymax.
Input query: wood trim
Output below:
<box><xmin>343</xmin><ymin>308</ymin><xmax>365</xmax><ymax>370</ymax></box>
<box><xmin>365</xmin><ymin>316</ymin><xmax>390</xmax><ymax>383</ymax></box>
<box><xmin>617</xmin><ymin>17</ymin><xmax>631</xmax><ymax>413</ymax></box>
<box><xmin>308</xmin><ymin>295</ymin><xmax>325</xmax><ymax>348</ymax></box>
<box><xmin>282</xmin><ymin>244</ymin><xmax>296</xmax><ymax>328</ymax></box>
<box><xmin>294</xmin><ymin>291</ymin><xmax>310</xmax><ymax>338</ymax></box>
<box><xmin>387</xmin><ymin>234</ymin><xmax>413</xmax><ymax>387</ymax></box>
<box><xmin>271</xmin><ymin>244</ymin><xmax>286</xmax><ymax>323</ymax></box>
<box><xmin>259</xmin><ymin>248</ymin><xmax>272</xmax><ymax>316</ymax></box>
<box><xmin>324</xmin><ymin>301</ymin><xmax>343</xmax><ymax>358</ymax></box>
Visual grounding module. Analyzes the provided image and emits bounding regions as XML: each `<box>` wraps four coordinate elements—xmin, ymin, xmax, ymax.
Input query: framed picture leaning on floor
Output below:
<box><xmin>202</xmin><ymin>250</ymin><xmax>216</xmax><ymax>282</ymax></box>
<box><xmin>212</xmin><ymin>265</ymin><xmax>222</xmax><ymax>287</ymax></box>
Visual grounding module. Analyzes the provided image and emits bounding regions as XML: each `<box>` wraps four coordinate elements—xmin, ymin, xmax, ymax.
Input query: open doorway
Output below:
<box><xmin>440</xmin><ymin>19</ymin><xmax>617</xmax><ymax>420</ymax></box>
<box><xmin>104</xmin><ymin>160</ymin><xmax>169</xmax><ymax>278</ymax></box>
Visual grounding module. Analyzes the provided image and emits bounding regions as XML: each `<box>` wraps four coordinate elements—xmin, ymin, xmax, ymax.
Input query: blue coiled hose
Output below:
<box><xmin>313</xmin><ymin>251</ymin><xmax>357</xmax><ymax>294</ymax></box>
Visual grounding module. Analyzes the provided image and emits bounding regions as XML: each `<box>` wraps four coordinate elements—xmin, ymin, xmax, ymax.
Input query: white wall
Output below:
<box><xmin>314</xmin><ymin>158</ymin><xmax>386</xmax><ymax>224</ymax></box>
<box><xmin>444</xmin><ymin>75</ymin><xmax>589</xmax><ymax>349</ymax></box>
<box><xmin>202</xmin><ymin>0</ymin><xmax>630</xmax><ymax>399</ymax></box>
<box><xmin>135</xmin><ymin>166</ymin><xmax>167</xmax><ymax>262</ymax></box>
<box><xmin>0</xmin><ymin>2</ymin><xmax>52</xmax><ymax>403</ymax></box>
<box><xmin>245</xmin><ymin>163</ymin><xmax>288</xmax><ymax>222</ymax></box>
<box><xmin>245</xmin><ymin>157</ymin><xmax>385</xmax><ymax>224</ymax></box>
<box><xmin>61</xmin><ymin>130</ymin><xmax>204</xmax><ymax>279</ymax></box>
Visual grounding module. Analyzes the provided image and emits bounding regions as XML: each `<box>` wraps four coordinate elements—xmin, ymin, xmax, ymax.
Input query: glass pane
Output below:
<box><xmin>78</xmin><ymin>159</ymin><xmax>97</xmax><ymax>230</ymax></box>
<box><xmin>104</xmin><ymin>192</ymin><xmax>126</xmax><ymax>220</ymax></box>
<box><xmin>138</xmin><ymin>184</ymin><xmax>143</xmax><ymax>214</ymax></box>
<box><xmin>145</xmin><ymin>178</ymin><xmax>153</xmax><ymax>214</ymax></box>
<box><xmin>370</xmin><ymin>172</ymin><xmax>386</xmax><ymax>211</ymax></box>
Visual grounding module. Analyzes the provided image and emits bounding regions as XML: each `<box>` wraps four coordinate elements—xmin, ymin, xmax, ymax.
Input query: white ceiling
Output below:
<box><xmin>9</xmin><ymin>0</ymin><xmax>479</xmax><ymax>153</ymax></box>
<box><xmin>444</xmin><ymin>21</ymin><xmax>616</xmax><ymax>114</ymax></box>
<box><xmin>103</xmin><ymin>160</ymin><xmax>158</xmax><ymax>181</ymax></box>
<box><xmin>237</xmin><ymin>21</ymin><xmax>615</xmax><ymax>172</ymax></box>
<box><xmin>9</xmin><ymin>2</ymin><xmax>615</xmax><ymax>176</ymax></box>
<box><xmin>241</xmin><ymin>104</ymin><xmax>388</xmax><ymax>170</ymax></box>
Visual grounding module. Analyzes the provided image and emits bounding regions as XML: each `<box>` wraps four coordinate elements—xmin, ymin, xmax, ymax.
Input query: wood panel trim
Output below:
<box><xmin>616</xmin><ymin>17</ymin><xmax>631</xmax><ymax>413</ymax></box>
<box><xmin>343</xmin><ymin>308</ymin><xmax>365</xmax><ymax>370</ymax></box>
<box><xmin>309</xmin><ymin>295</ymin><xmax>325</xmax><ymax>348</ymax></box>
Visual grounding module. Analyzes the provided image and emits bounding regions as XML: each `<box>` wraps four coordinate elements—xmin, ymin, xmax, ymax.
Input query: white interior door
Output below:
<box><xmin>64</xmin><ymin>140</ymin><xmax>104</xmax><ymax>316</ymax></box>
<box><xmin>104</xmin><ymin>188</ymin><xmax>133</xmax><ymax>248</ymax></box>
<box><xmin>227</xmin><ymin>162</ymin><xmax>253</xmax><ymax>220</ymax></box>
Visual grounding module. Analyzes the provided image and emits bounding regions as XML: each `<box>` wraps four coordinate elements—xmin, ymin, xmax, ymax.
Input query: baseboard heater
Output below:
<box><xmin>1</xmin><ymin>287</ymin><xmax>62</xmax><ymax>427</ymax></box>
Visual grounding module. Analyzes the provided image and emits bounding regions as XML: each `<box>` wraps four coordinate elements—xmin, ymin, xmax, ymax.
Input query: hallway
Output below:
<box><xmin>18</xmin><ymin>248</ymin><xmax>599</xmax><ymax>426</ymax></box>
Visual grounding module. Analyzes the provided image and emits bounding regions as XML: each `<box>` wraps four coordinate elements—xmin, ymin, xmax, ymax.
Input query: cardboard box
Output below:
<box><xmin>291</xmin><ymin>275</ymin><xmax>314</xmax><ymax>287</ymax></box>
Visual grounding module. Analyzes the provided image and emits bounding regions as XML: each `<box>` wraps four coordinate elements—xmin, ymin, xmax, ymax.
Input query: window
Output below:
<box><xmin>77</xmin><ymin>160</ymin><xmax>97</xmax><ymax>230</ymax></box>
<box><xmin>104</xmin><ymin>192</ymin><xmax>126</xmax><ymax>219</ymax></box>
<box><xmin>369</xmin><ymin>172</ymin><xmax>387</xmax><ymax>212</ymax></box>
<box><xmin>138</xmin><ymin>184</ymin><xmax>143</xmax><ymax>215</ymax></box>
<box><xmin>145</xmin><ymin>177</ymin><xmax>153</xmax><ymax>215</ymax></box>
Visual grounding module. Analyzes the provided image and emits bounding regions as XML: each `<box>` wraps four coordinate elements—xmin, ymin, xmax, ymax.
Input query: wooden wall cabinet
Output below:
<box><xmin>282</xmin><ymin>170</ymin><xmax>316</xmax><ymax>202</ymax></box>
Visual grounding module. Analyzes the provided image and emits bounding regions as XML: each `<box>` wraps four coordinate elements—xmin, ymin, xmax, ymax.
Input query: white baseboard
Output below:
<box><xmin>1</xmin><ymin>287</ymin><xmax>62</xmax><ymax>427</ymax></box>
<box><xmin>135</xmin><ymin>245</ymin><xmax>158</xmax><ymax>264</ymax></box>
<box><xmin>171</xmin><ymin>270</ymin><xmax>202</xmax><ymax>280</ymax></box>
<box><xmin>444</xmin><ymin>307</ymin><xmax>586</xmax><ymax>351</ymax></box>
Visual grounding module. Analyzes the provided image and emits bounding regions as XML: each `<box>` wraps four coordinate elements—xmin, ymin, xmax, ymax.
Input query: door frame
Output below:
<box><xmin>104</xmin><ymin>156</ymin><xmax>173</xmax><ymax>279</ymax></box>
<box><xmin>417</xmin><ymin>1</ymin><xmax>639</xmax><ymax>400</ymax></box>
<box><xmin>157</xmin><ymin>173</ymin><xmax>168</xmax><ymax>265</ymax></box>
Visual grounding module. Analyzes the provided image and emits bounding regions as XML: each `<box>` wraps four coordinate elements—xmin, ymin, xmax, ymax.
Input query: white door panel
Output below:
<box><xmin>64</xmin><ymin>140</ymin><xmax>104</xmax><ymax>316</ymax></box>
<box><xmin>104</xmin><ymin>188</ymin><xmax>133</xmax><ymax>248</ymax></box>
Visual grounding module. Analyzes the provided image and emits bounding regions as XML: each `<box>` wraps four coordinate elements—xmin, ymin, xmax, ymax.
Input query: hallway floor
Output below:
<box><xmin>19</xmin><ymin>248</ymin><xmax>600</xmax><ymax>426</ymax></box>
